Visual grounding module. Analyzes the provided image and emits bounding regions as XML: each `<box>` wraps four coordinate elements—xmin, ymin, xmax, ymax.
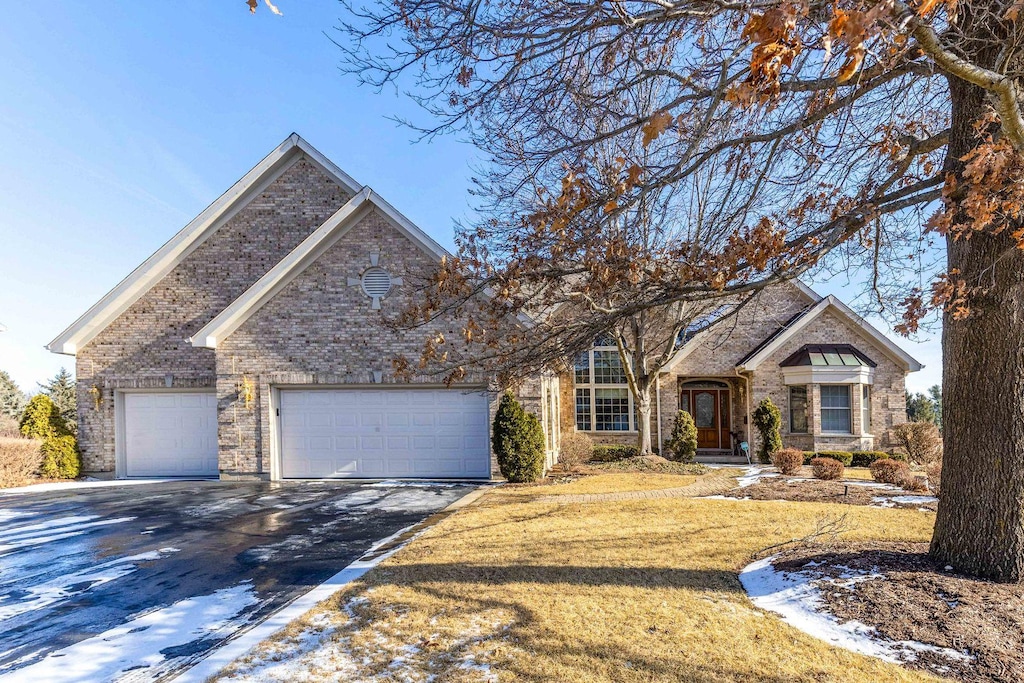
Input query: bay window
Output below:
<box><xmin>789</xmin><ymin>386</ymin><xmax>808</xmax><ymax>433</ymax></box>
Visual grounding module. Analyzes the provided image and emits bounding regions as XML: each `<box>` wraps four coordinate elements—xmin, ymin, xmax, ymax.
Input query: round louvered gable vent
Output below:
<box><xmin>360</xmin><ymin>267</ymin><xmax>393</xmax><ymax>298</ymax></box>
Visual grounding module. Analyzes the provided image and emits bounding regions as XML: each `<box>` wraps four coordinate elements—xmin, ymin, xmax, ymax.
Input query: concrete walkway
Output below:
<box><xmin>536</xmin><ymin>472</ymin><xmax>739</xmax><ymax>504</ymax></box>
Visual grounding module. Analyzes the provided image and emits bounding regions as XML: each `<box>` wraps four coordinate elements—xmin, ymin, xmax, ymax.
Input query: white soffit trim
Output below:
<box><xmin>47</xmin><ymin>133</ymin><xmax>361</xmax><ymax>356</ymax></box>
<box><xmin>739</xmin><ymin>295</ymin><xmax>923</xmax><ymax>372</ymax></box>
<box><xmin>191</xmin><ymin>187</ymin><xmax>460</xmax><ymax>348</ymax></box>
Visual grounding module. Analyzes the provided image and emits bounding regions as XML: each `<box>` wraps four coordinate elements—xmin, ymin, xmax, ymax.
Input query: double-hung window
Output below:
<box><xmin>574</xmin><ymin>336</ymin><xmax>633</xmax><ymax>431</ymax></box>
<box><xmin>820</xmin><ymin>385</ymin><xmax>852</xmax><ymax>433</ymax></box>
<box><xmin>789</xmin><ymin>386</ymin><xmax>808</xmax><ymax>434</ymax></box>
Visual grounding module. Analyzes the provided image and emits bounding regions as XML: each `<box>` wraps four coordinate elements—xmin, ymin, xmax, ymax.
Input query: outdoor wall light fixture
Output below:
<box><xmin>239</xmin><ymin>375</ymin><xmax>256</xmax><ymax>410</ymax></box>
<box><xmin>88</xmin><ymin>385</ymin><xmax>102</xmax><ymax>411</ymax></box>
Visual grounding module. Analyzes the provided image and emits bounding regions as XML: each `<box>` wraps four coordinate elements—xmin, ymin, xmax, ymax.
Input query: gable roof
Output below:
<box><xmin>663</xmin><ymin>278</ymin><xmax>821</xmax><ymax>372</ymax></box>
<box><xmin>190</xmin><ymin>186</ymin><xmax>449</xmax><ymax>349</ymax></box>
<box><xmin>47</xmin><ymin>134</ymin><xmax>361</xmax><ymax>356</ymax></box>
<box><xmin>737</xmin><ymin>295</ymin><xmax>923</xmax><ymax>372</ymax></box>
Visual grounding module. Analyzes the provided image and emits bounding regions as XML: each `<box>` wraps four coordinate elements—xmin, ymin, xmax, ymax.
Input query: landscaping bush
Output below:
<box><xmin>771</xmin><ymin>448</ymin><xmax>804</xmax><ymax>475</ymax></box>
<box><xmin>591</xmin><ymin>445</ymin><xmax>640</xmax><ymax>462</ymax></box>
<box><xmin>811</xmin><ymin>456</ymin><xmax>844</xmax><ymax>480</ymax></box>
<box><xmin>19</xmin><ymin>394</ymin><xmax>71</xmax><ymax>440</ymax></box>
<box><xmin>558</xmin><ymin>432</ymin><xmax>593</xmax><ymax>470</ymax></box>
<box><xmin>870</xmin><ymin>458</ymin><xmax>910</xmax><ymax>485</ymax></box>
<box><xmin>0</xmin><ymin>437</ymin><xmax>42</xmax><ymax>487</ymax></box>
<box><xmin>664</xmin><ymin>410</ymin><xmax>698</xmax><ymax>463</ymax></box>
<box><xmin>492</xmin><ymin>392</ymin><xmax>546</xmax><ymax>483</ymax></box>
<box><xmin>896</xmin><ymin>471</ymin><xmax>929</xmax><ymax>493</ymax></box>
<box><xmin>851</xmin><ymin>451</ymin><xmax>890</xmax><ymax>468</ymax></box>
<box><xmin>812</xmin><ymin>450</ymin><xmax>853</xmax><ymax>466</ymax></box>
<box><xmin>891</xmin><ymin>422</ymin><xmax>942</xmax><ymax>465</ymax></box>
<box><xmin>752</xmin><ymin>398</ymin><xmax>782</xmax><ymax>464</ymax></box>
<box><xmin>801</xmin><ymin>451</ymin><xmax>816</xmax><ymax>464</ymax></box>
<box><xmin>39</xmin><ymin>435</ymin><xmax>81</xmax><ymax>480</ymax></box>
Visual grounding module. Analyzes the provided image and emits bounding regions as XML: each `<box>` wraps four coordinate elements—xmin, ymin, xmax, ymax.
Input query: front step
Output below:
<box><xmin>696</xmin><ymin>453</ymin><xmax>750</xmax><ymax>465</ymax></box>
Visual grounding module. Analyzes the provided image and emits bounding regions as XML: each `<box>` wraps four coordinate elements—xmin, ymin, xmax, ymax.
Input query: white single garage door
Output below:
<box><xmin>123</xmin><ymin>392</ymin><xmax>219</xmax><ymax>477</ymax></box>
<box><xmin>279</xmin><ymin>388</ymin><xmax>491</xmax><ymax>479</ymax></box>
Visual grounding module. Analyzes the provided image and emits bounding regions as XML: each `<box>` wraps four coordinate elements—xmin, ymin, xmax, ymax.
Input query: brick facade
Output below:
<box><xmin>75</xmin><ymin>158</ymin><xmax>351</xmax><ymax>474</ymax></box>
<box><xmin>564</xmin><ymin>282</ymin><xmax>912</xmax><ymax>458</ymax></box>
<box><xmin>72</xmin><ymin>152</ymin><xmax>552</xmax><ymax>479</ymax></box>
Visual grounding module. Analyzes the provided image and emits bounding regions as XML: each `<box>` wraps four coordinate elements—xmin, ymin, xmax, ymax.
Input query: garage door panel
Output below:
<box><xmin>280</xmin><ymin>388</ymin><xmax>490</xmax><ymax>479</ymax></box>
<box><xmin>124</xmin><ymin>392</ymin><xmax>218</xmax><ymax>478</ymax></box>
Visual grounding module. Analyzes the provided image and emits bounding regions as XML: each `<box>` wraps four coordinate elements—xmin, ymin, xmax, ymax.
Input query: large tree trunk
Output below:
<box><xmin>929</xmin><ymin>63</ymin><xmax>1024</xmax><ymax>582</ymax></box>
<box><xmin>635</xmin><ymin>382</ymin><xmax>655</xmax><ymax>455</ymax></box>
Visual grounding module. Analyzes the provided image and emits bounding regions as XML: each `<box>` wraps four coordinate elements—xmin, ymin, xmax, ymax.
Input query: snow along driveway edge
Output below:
<box><xmin>169</xmin><ymin>484</ymin><xmax>491</xmax><ymax>683</ymax></box>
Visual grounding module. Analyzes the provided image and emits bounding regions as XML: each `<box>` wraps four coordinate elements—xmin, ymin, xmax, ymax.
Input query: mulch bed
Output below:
<box><xmin>725</xmin><ymin>476</ymin><xmax>938</xmax><ymax>511</ymax></box>
<box><xmin>774</xmin><ymin>542</ymin><xmax>1024</xmax><ymax>682</ymax></box>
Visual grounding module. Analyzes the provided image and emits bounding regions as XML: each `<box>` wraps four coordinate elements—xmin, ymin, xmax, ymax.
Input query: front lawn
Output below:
<box><xmin>217</xmin><ymin>471</ymin><xmax>941</xmax><ymax>682</ymax></box>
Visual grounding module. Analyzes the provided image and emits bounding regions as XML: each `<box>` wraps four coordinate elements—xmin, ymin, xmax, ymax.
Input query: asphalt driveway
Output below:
<box><xmin>0</xmin><ymin>479</ymin><xmax>476</xmax><ymax>682</ymax></box>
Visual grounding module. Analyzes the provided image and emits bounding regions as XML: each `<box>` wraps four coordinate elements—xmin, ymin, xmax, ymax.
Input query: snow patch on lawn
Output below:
<box><xmin>736</xmin><ymin>466</ymin><xmax>778</xmax><ymax>488</ymax></box>
<box><xmin>740</xmin><ymin>555</ymin><xmax>971</xmax><ymax>665</ymax></box>
<box><xmin>0</xmin><ymin>547</ymin><xmax>180</xmax><ymax>621</ymax></box>
<box><xmin>871</xmin><ymin>495</ymin><xmax>938</xmax><ymax>508</ymax></box>
<box><xmin>0</xmin><ymin>515</ymin><xmax>136</xmax><ymax>553</ymax></box>
<box><xmin>0</xmin><ymin>582</ymin><xmax>260</xmax><ymax>682</ymax></box>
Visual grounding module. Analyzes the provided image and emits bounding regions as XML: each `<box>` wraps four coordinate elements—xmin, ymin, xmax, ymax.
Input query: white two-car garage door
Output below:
<box><xmin>123</xmin><ymin>392</ymin><xmax>219</xmax><ymax>477</ymax></box>
<box><xmin>279</xmin><ymin>388</ymin><xmax>491</xmax><ymax>479</ymax></box>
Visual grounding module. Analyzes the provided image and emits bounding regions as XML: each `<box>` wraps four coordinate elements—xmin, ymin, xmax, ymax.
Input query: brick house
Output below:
<box><xmin>49</xmin><ymin>134</ymin><xmax>919</xmax><ymax>480</ymax></box>
<box><xmin>570</xmin><ymin>281</ymin><xmax>922</xmax><ymax>462</ymax></box>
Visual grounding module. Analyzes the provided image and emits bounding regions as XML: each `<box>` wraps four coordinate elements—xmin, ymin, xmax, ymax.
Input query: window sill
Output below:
<box><xmin>579</xmin><ymin>430</ymin><xmax>638</xmax><ymax>435</ymax></box>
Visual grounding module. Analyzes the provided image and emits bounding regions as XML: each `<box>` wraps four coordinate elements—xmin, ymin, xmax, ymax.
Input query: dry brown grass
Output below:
<box><xmin>0</xmin><ymin>437</ymin><xmax>42</xmax><ymax>488</ymax></box>
<box><xmin>502</xmin><ymin>472</ymin><xmax>701</xmax><ymax>497</ymax></box>
<box><xmin>219</xmin><ymin>479</ymin><xmax>944</xmax><ymax>683</ymax></box>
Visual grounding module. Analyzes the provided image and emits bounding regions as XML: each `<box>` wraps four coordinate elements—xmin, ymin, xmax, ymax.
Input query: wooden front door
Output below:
<box><xmin>680</xmin><ymin>387</ymin><xmax>731</xmax><ymax>450</ymax></box>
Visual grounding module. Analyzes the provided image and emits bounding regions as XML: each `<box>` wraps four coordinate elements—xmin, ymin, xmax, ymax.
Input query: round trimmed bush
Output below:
<box><xmin>664</xmin><ymin>410</ymin><xmax>698</xmax><ymax>463</ymax></box>
<box><xmin>492</xmin><ymin>392</ymin><xmax>546</xmax><ymax>483</ymax></box>
<box><xmin>39</xmin><ymin>435</ymin><xmax>81</xmax><ymax>479</ymax></box>
<box><xmin>811</xmin><ymin>457</ymin><xmax>844</xmax><ymax>480</ymax></box>
<box><xmin>870</xmin><ymin>458</ymin><xmax>910</xmax><ymax>485</ymax></box>
<box><xmin>771</xmin><ymin>448</ymin><xmax>804</xmax><ymax>475</ymax></box>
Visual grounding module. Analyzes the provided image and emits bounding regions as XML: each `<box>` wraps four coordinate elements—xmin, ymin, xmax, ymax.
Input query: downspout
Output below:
<box><xmin>735</xmin><ymin>367</ymin><xmax>752</xmax><ymax>463</ymax></box>
<box><xmin>656</xmin><ymin>374</ymin><xmax>663</xmax><ymax>454</ymax></box>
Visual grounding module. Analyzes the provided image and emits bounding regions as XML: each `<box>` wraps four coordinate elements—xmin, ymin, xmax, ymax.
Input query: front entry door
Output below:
<box><xmin>680</xmin><ymin>386</ymin><xmax>731</xmax><ymax>450</ymax></box>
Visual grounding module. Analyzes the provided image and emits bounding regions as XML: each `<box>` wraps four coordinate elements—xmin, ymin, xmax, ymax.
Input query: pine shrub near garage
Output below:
<box><xmin>39</xmin><ymin>435</ymin><xmax>81</xmax><ymax>479</ymax></box>
<box><xmin>492</xmin><ymin>392</ymin><xmax>546</xmax><ymax>483</ymax></box>
<box><xmin>19</xmin><ymin>394</ymin><xmax>71</xmax><ymax>440</ymax></box>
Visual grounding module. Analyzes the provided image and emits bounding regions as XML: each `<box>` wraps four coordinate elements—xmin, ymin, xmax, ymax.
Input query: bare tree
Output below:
<box><xmin>336</xmin><ymin>0</ymin><xmax>1024</xmax><ymax>581</ymax></box>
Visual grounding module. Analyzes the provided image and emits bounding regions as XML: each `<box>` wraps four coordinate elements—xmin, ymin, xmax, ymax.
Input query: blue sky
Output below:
<box><xmin>0</xmin><ymin>1</ymin><xmax>942</xmax><ymax>394</ymax></box>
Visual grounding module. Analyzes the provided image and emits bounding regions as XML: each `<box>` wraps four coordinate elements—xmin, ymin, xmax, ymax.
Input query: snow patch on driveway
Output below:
<box><xmin>0</xmin><ymin>515</ymin><xmax>136</xmax><ymax>554</ymax></box>
<box><xmin>0</xmin><ymin>547</ymin><xmax>180</xmax><ymax>622</ymax></box>
<box><xmin>0</xmin><ymin>582</ymin><xmax>260</xmax><ymax>683</ymax></box>
<box><xmin>0</xmin><ymin>479</ymin><xmax>200</xmax><ymax>496</ymax></box>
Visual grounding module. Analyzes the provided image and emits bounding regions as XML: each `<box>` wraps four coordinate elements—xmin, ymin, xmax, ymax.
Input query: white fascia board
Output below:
<box><xmin>792</xmin><ymin>278</ymin><xmax>822</xmax><ymax>302</ymax></box>
<box><xmin>191</xmin><ymin>188</ymin><xmax>373</xmax><ymax>348</ymax></box>
<box><xmin>47</xmin><ymin>134</ymin><xmax>362</xmax><ymax>356</ymax></box>
<box><xmin>781</xmin><ymin>365</ymin><xmax>875</xmax><ymax>385</ymax></box>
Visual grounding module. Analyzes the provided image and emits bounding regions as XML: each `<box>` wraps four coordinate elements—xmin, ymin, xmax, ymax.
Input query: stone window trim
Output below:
<box><xmin>573</xmin><ymin>339</ymin><xmax>636</xmax><ymax>433</ymax></box>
